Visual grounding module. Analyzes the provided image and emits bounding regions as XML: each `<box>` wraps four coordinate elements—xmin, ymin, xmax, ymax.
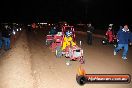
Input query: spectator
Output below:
<box><xmin>2</xmin><ymin>25</ymin><xmax>11</xmax><ymax>51</ymax></box>
<box><xmin>49</xmin><ymin>27</ymin><xmax>57</xmax><ymax>35</ymax></box>
<box><xmin>114</xmin><ymin>25</ymin><xmax>132</xmax><ymax>59</ymax></box>
<box><xmin>86</xmin><ymin>23</ymin><xmax>94</xmax><ymax>45</ymax></box>
<box><xmin>105</xmin><ymin>26</ymin><xmax>113</xmax><ymax>43</ymax></box>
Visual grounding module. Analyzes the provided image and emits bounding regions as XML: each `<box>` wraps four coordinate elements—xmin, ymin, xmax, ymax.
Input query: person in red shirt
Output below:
<box><xmin>105</xmin><ymin>26</ymin><xmax>113</xmax><ymax>43</ymax></box>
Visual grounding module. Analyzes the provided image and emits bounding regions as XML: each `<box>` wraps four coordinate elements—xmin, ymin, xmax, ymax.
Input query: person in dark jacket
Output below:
<box><xmin>49</xmin><ymin>27</ymin><xmax>57</xmax><ymax>35</ymax></box>
<box><xmin>2</xmin><ymin>25</ymin><xmax>11</xmax><ymax>51</ymax></box>
<box><xmin>86</xmin><ymin>23</ymin><xmax>94</xmax><ymax>45</ymax></box>
<box><xmin>114</xmin><ymin>25</ymin><xmax>132</xmax><ymax>59</ymax></box>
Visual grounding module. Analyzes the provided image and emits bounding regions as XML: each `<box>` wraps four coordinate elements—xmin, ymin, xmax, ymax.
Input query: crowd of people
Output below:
<box><xmin>86</xmin><ymin>23</ymin><xmax>132</xmax><ymax>60</ymax></box>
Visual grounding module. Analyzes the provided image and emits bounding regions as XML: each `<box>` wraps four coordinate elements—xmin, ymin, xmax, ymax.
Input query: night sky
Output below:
<box><xmin>0</xmin><ymin>0</ymin><xmax>131</xmax><ymax>24</ymax></box>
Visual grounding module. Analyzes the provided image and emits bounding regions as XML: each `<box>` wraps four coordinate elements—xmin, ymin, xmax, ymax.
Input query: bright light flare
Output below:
<box><xmin>13</xmin><ymin>30</ymin><xmax>16</xmax><ymax>35</ymax></box>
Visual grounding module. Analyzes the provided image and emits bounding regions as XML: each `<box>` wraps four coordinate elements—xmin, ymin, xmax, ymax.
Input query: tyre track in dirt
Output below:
<box><xmin>0</xmin><ymin>30</ymin><xmax>34</xmax><ymax>88</ymax></box>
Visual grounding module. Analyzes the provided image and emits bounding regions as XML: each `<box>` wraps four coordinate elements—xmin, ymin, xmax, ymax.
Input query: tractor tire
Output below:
<box><xmin>76</xmin><ymin>75</ymin><xmax>87</xmax><ymax>85</ymax></box>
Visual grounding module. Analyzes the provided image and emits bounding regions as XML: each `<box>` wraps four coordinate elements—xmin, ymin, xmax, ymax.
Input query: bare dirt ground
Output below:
<box><xmin>0</xmin><ymin>29</ymin><xmax>132</xmax><ymax>88</ymax></box>
<box><xmin>0</xmin><ymin>31</ymin><xmax>34</xmax><ymax>88</ymax></box>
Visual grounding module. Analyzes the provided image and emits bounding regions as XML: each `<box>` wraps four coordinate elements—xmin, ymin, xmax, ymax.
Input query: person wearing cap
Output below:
<box><xmin>114</xmin><ymin>25</ymin><xmax>132</xmax><ymax>59</ymax></box>
<box><xmin>86</xmin><ymin>23</ymin><xmax>94</xmax><ymax>45</ymax></box>
<box><xmin>105</xmin><ymin>26</ymin><xmax>113</xmax><ymax>43</ymax></box>
<box><xmin>2</xmin><ymin>25</ymin><xmax>12</xmax><ymax>51</ymax></box>
<box><xmin>49</xmin><ymin>27</ymin><xmax>57</xmax><ymax>35</ymax></box>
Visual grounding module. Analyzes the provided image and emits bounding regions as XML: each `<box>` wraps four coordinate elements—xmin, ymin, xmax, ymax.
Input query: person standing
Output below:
<box><xmin>114</xmin><ymin>25</ymin><xmax>132</xmax><ymax>59</ymax></box>
<box><xmin>105</xmin><ymin>26</ymin><xmax>113</xmax><ymax>43</ymax></box>
<box><xmin>2</xmin><ymin>25</ymin><xmax>11</xmax><ymax>51</ymax></box>
<box><xmin>49</xmin><ymin>27</ymin><xmax>57</xmax><ymax>35</ymax></box>
<box><xmin>86</xmin><ymin>23</ymin><xmax>94</xmax><ymax>45</ymax></box>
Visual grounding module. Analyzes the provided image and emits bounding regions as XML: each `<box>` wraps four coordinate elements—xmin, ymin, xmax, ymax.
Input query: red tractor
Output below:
<box><xmin>61</xmin><ymin>26</ymin><xmax>76</xmax><ymax>42</ymax></box>
<box><xmin>46</xmin><ymin>25</ymin><xmax>84</xmax><ymax>64</ymax></box>
<box><xmin>46</xmin><ymin>25</ymin><xmax>75</xmax><ymax>45</ymax></box>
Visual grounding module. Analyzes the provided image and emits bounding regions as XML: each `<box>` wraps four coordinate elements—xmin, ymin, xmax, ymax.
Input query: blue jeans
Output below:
<box><xmin>0</xmin><ymin>39</ymin><xmax>2</xmax><ymax>48</ymax></box>
<box><xmin>115</xmin><ymin>44</ymin><xmax>128</xmax><ymax>57</ymax></box>
<box><xmin>3</xmin><ymin>37</ymin><xmax>10</xmax><ymax>50</ymax></box>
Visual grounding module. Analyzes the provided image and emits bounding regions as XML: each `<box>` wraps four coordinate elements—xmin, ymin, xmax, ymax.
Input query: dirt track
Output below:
<box><xmin>0</xmin><ymin>29</ymin><xmax>132</xmax><ymax>88</ymax></box>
